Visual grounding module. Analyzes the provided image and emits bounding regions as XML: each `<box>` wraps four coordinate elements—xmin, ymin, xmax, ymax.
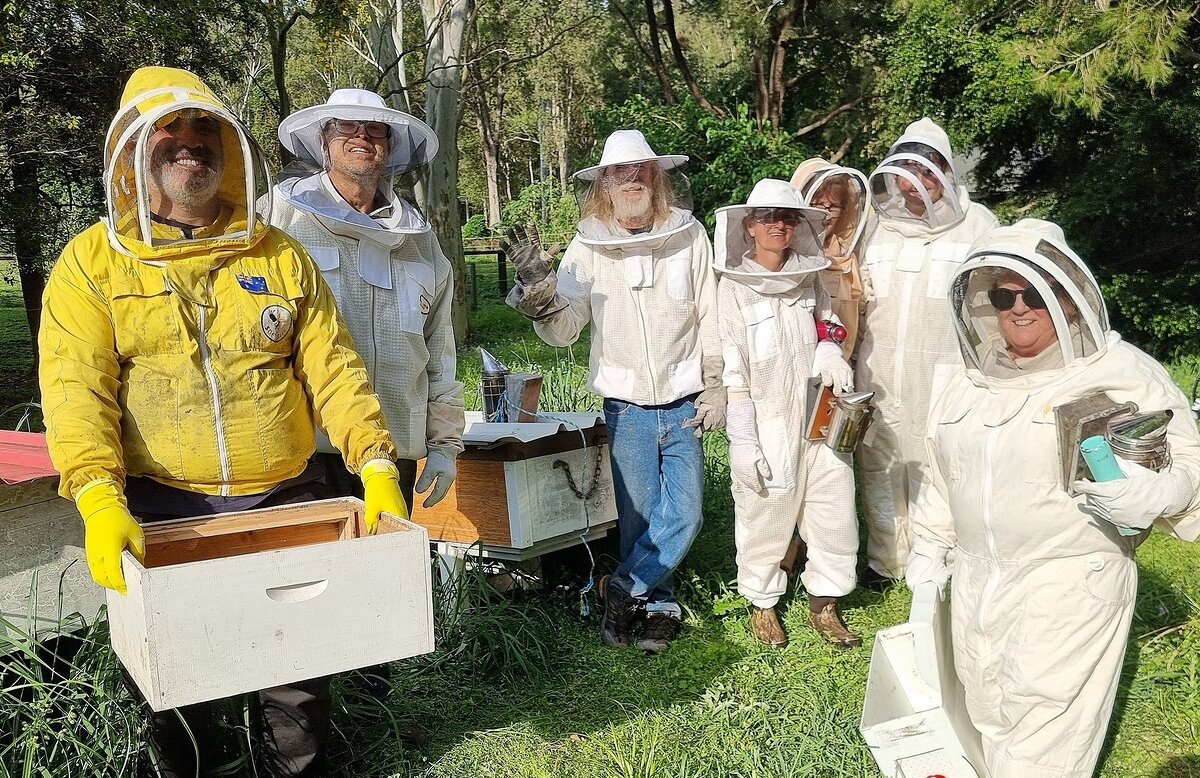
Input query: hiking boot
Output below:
<box><xmin>637</xmin><ymin>612</ymin><xmax>682</xmax><ymax>655</ymax></box>
<box><xmin>750</xmin><ymin>606</ymin><xmax>788</xmax><ymax>648</ymax></box>
<box><xmin>808</xmin><ymin>596</ymin><xmax>862</xmax><ymax>649</ymax></box>
<box><xmin>599</xmin><ymin>575</ymin><xmax>641</xmax><ymax>647</ymax></box>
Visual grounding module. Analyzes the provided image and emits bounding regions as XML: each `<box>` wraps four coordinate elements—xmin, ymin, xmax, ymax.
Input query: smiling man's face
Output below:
<box><xmin>324</xmin><ymin>119</ymin><xmax>391</xmax><ymax>184</ymax></box>
<box><xmin>147</xmin><ymin>111</ymin><xmax>225</xmax><ymax>212</ymax></box>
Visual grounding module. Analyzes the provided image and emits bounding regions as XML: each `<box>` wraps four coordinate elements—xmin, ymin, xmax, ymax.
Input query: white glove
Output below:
<box><xmin>1073</xmin><ymin>457</ymin><xmax>1195</xmax><ymax>531</ymax></box>
<box><xmin>415</xmin><ymin>450</ymin><xmax>458</xmax><ymax>509</ymax></box>
<box><xmin>905</xmin><ymin>536</ymin><xmax>950</xmax><ymax>593</ymax></box>
<box><xmin>683</xmin><ymin>387</ymin><xmax>727</xmax><ymax>437</ymax></box>
<box><xmin>726</xmin><ymin>397</ymin><xmax>769</xmax><ymax>491</ymax></box>
<box><xmin>812</xmin><ymin>341</ymin><xmax>854</xmax><ymax>395</ymax></box>
<box><xmin>729</xmin><ymin>443</ymin><xmax>771</xmax><ymax>492</ymax></box>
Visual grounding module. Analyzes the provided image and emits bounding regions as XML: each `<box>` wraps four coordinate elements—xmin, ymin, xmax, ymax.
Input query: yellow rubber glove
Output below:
<box><xmin>360</xmin><ymin>459</ymin><xmax>408</xmax><ymax>535</ymax></box>
<box><xmin>75</xmin><ymin>480</ymin><xmax>145</xmax><ymax>595</ymax></box>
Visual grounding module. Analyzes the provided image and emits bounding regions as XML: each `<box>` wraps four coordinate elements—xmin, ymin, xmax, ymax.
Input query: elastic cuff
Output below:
<box><xmin>361</xmin><ymin>458</ymin><xmax>399</xmax><ymax>478</ymax></box>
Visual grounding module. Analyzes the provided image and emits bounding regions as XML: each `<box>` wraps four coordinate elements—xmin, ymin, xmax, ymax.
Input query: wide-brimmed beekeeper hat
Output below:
<box><xmin>278</xmin><ymin>89</ymin><xmax>438</xmax><ymax>175</ymax></box>
<box><xmin>573</xmin><ymin>129</ymin><xmax>688</xmax><ymax>181</ymax></box>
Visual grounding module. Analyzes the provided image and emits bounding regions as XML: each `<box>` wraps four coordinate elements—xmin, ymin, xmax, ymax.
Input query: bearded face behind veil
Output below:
<box><xmin>580</xmin><ymin>162</ymin><xmax>673</xmax><ymax>229</ymax></box>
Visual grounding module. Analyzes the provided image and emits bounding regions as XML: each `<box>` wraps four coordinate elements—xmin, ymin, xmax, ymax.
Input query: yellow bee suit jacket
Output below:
<box><xmin>40</xmin><ymin>214</ymin><xmax>397</xmax><ymax>499</ymax></box>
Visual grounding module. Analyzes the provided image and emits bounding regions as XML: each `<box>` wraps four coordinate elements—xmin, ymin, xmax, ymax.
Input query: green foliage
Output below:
<box><xmin>461</xmin><ymin>213</ymin><xmax>487</xmax><ymax>241</ymax></box>
<box><xmin>499</xmin><ymin>181</ymin><xmax>579</xmax><ymax>241</ymax></box>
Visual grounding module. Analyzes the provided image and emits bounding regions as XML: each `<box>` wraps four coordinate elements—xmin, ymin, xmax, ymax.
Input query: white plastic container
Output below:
<box><xmin>860</xmin><ymin>582</ymin><xmax>986</xmax><ymax>778</ymax></box>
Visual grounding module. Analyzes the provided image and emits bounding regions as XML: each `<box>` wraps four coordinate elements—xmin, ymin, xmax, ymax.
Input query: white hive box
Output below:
<box><xmin>411</xmin><ymin>412</ymin><xmax>617</xmax><ymax>549</ymax></box>
<box><xmin>0</xmin><ymin>431</ymin><xmax>105</xmax><ymax>643</ymax></box>
<box><xmin>107</xmin><ymin>497</ymin><xmax>432</xmax><ymax>712</ymax></box>
<box><xmin>860</xmin><ymin>583</ymin><xmax>987</xmax><ymax>778</ymax></box>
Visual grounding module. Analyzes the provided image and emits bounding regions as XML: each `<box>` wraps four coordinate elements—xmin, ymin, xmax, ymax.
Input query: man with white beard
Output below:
<box><xmin>505</xmin><ymin>129</ymin><xmax>724</xmax><ymax>654</ymax></box>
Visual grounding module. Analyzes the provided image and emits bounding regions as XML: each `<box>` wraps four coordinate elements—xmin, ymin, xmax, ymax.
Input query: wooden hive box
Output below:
<box><xmin>107</xmin><ymin>497</ymin><xmax>432</xmax><ymax>712</ymax></box>
<box><xmin>411</xmin><ymin>414</ymin><xmax>617</xmax><ymax>548</ymax></box>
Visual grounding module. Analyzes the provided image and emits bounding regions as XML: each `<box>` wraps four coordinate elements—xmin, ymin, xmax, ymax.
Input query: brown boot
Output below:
<box><xmin>750</xmin><ymin>606</ymin><xmax>788</xmax><ymax>648</ymax></box>
<box><xmin>808</xmin><ymin>596</ymin><xmax>862</xmax><ymax>649</ymax></box>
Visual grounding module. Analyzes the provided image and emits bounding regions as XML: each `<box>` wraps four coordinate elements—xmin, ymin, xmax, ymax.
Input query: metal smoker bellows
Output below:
<box><xmin>479</xmin><ymin>348</ymin><xmax>511</xmax><ymax>422</ymax></box>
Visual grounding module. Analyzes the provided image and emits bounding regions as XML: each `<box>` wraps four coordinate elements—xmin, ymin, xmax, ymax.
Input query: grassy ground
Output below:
<box><xmin>2</xmin><ymin>257</ymin><xmax>1200</xmax><ymax>776</ymax></box>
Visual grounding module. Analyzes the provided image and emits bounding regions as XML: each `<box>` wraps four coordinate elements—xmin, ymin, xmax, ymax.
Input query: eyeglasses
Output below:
<box><xmin>810</xmin><ymin>201</ymin><xmax>842</xmax><ymax>213</ymax></box>
<box><xmin>987</xmin><ymin>286</ymin><xmax>1060</xmax><ymax>311</ymax></box>
<box><xmin>750</xmin><ymin>209</ymin><xmax>801</xmax><ymax>226</ymax></box>
<box><xmin>325</xmin><ymin>120</ymin><xmax>392</xmax><ymax>139</ymax></box>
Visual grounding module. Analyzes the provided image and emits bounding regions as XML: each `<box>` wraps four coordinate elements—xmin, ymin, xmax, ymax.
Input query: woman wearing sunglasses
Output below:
<box><xmin>713</xmin><ymin>178</ymin><xmax>862</xmax><ymax>649</ymax></box>
<box><xmin>906</xmin><ymin>219</ymin><xmax>1200</xmax><ymax>778</ymax></box>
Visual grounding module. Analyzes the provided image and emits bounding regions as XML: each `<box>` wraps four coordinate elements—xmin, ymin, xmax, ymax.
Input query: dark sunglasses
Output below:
<box><xmin>325</xmin><ymin>119</ymin><xmax>392</xmax><ymax>139</ymax></box>
<box><xmin>987</xmin><ymin>286</ymin><xmax>1058</xmax><ymax>311</ymax></box>
<box><xmin>751</xmin><ymin>208</ymin><xmax>801</xmax><ymax>226</ymax></box>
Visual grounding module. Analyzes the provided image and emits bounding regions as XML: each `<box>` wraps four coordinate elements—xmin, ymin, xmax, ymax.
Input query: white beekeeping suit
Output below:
<box><xmin>270</xmin><ymin>90</ymin><xmax>464</xmax><ymax>506</ymax></box>
<box><xmin>856</xmin><ymin>117</ymin><xmax>999</xmax><ymax>580</ymax></box>
<box><xmin>715</xmin><ymin>178</ymin><xmax>861</xmax><ymax>649</ymax></box>
<box><xmin>909</xmin><ymin>219</ymin><xmax>1200</xmax><ymax>778</ymax></box>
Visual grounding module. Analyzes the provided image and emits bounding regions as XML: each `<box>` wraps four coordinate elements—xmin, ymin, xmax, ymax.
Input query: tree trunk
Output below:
<box><xmin>11</xmin><ymin>154</ymin><xmax>44</xmax><ymax>369</ymax></box>
<box><xmin>420</xmin><ymin>0</ymin><xmax>472</xmax><ymax>342</ymax></box>
<box><xmin>640</xmin><ymin>0</ymin><xmax>677</xmax><ymax>105</ymax></box>
<box><xmin>660</xmin><ymin>0</ymin><xmax>722</xmax><ymax>116</ymax></box>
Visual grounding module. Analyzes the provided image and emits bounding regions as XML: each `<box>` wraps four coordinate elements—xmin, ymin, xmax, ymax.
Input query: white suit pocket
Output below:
<box><xmin>593</xmin><ymin>362</ymin><xmax>635</xmax><ymax>399</ymax></box>
<box><xmin>741</xmin><ymin>301</ymin><xmax>779</xmax><ymax>362</ymax></box>
<box><xmin>666</xmin><ymin>254</ymin><xmax>694</xmax><ymax>301</ymax></box>
<box><xmin>308</xmin><ymin>246</ymin><xmax>342</xmax><ymax>301</ymax></box>
<box><xmin>398</xmin><ymin>262</ymin><xmax>435</xmax><ymax>334</ymax></box>
<box><xmin>758</xmin><ymin>418</ymin><xmax>795</xmax><ymax>492</ymax></box>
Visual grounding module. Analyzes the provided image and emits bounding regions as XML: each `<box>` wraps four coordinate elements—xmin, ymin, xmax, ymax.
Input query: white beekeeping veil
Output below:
<box><xmin>950</xmin><ymin>219</ymin><xmax>1109</xmax><ymax>379</ymax></box>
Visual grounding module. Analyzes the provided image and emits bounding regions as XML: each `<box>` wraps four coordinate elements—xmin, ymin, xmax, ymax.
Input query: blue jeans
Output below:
<box><xmin>604</xmin><ymin>394</ymin><xmax>705</xmax><ymax>619</ymax></box>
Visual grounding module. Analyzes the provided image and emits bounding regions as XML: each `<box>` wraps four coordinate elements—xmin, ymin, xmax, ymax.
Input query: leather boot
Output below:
<box><xmin>750</xmin><ymin>606</ymin><xmax>788</xmax><ymax>648</ymax></box>
<box><xmin>637</xmin><ymin>612</ymin><xmax>682</xmax><ymax>655</ymax></box>
<box><xmin>599</xmin><ymin>575</ymin><xmax>641</xmax><ymax>647</ymax></box>
<box><xmin>808</xmin><ymin>596</ymin><xmax>862</xmax><ymax>648</ymax></box>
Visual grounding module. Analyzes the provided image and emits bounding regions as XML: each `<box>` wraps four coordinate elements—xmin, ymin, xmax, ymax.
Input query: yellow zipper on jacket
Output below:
<box><xmin>199</xmin><ymin>277</ymin><xmax>232</xmax><ymax>495</ymax></box>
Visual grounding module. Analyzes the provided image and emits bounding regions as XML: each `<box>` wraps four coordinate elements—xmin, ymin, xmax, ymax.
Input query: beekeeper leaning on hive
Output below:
<box><xmin>271</xmin><ymin>89</ymin><xmax>465</xmax><ymax>511</ymax></box>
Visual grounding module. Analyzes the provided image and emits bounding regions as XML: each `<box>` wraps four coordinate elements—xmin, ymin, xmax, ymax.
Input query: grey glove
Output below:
<box><xmin>682</xmin><ymin>387</ymin><xmax>727</xmax><ymax>437</ymax></box>
<box><xmin>501</xmin><ymin>223</ymin><xmax>561</xmax><ymax>286</ymax></box>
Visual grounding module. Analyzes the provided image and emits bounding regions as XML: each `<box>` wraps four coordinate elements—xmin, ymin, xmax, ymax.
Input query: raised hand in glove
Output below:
<box><xmin>415</xmin><ymin>450</ymin><xmax>457</xmax><ymax>508</ymax></box>
<box><xmin>501</xmin><ymin>223</ymin><xmax>561</xmax><ymax>286</ymax></box>
<box><xmin>812</xmin><ymin>341</ymin><xmax>855</xmax><ymax>395</ymax></box>
<box><xmin>76</xmin><ymin>480</ymin><xmax>145</xmax><ymax>595</ymax></box>
<box><xmin>361</xmin><ymin>459</ymin><xmax>409</xmax><ymax>534</ymax></box>
<box><xmin>1074</xmin><ymin>457</ymin><xmax>1195</xmax><ymax>531</ymax></box>
<box><xmin>682</xmin><ymin>387</ymin><xmax>727</xmax><ymax>438</ymax></box>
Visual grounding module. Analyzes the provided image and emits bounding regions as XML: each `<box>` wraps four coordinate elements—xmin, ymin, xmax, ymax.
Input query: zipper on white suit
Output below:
<box><xmin>631</xmin><ymin>285</ymin><xmax>659</xmax><ymax>406</ymax></box>
<box><xmin>974</xmin><ymin>424</ymin><xmax>1003</xmax><ymax>635</ymax></box>
<box><xmin>199</xmin><ymin>278</ymin><xmax>232</xmax><ymax>496</ymax></box>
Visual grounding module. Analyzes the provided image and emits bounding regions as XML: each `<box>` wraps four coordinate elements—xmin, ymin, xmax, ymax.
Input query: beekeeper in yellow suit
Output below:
<box><xmin>38</xmin><ymin>66</ymin><xmax>406</xmax><ymax>778</ymax></box>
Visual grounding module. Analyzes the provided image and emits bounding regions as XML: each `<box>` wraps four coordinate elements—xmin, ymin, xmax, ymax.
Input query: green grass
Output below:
<box><xmin>3</xmin><ymin>264</ymin><xmax>1200</xmax><ymax>776</ymax></box>
<box><xmin>0</xmin><ymin>259</ymin><xmax>40</xmax><ymax>431</ymax></box>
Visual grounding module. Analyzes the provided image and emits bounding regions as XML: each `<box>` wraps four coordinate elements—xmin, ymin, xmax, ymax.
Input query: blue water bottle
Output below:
<box><xmin>1080</xmin><ymin>436</ymin><xmax>1141</xmax><ymax>536</ymax></box>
